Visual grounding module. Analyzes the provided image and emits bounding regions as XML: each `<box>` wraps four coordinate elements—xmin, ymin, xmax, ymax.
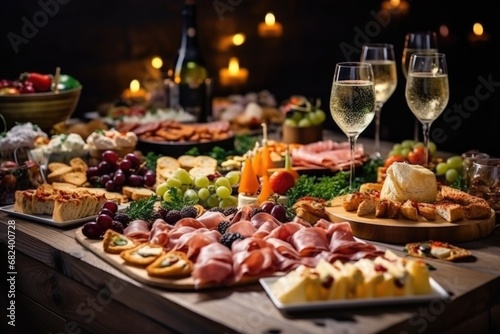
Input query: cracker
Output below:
<box><xmin>404</xmin><ymin>240</ymin><xmax>472</xmax><ymax>261</ymax></box>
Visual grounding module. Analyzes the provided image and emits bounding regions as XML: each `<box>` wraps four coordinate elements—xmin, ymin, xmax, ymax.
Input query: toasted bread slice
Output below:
<box><xmin>102</xmin><ymin>229</ymin><xmax>138</xmax><ymax>254</ymax></box>
<box><xmin>400</xmin><ymin>200</ymin><xmax>419</xmax><ymax>221</ymax></box>
<box><xmin>463</xmin><ymin>203</ymin><xmax>492</xmax><ymax>219</ymax></box>
<box><xmin>177</xmin><ymin>155</ymin><xmax>197</xmax><ymax>170</ymax></box>
<box><xmin>47</xmin><ymin>166</ymin><xmax>74</xmax><ymax>183</ymax></box>
<box><xmin>417</xmin><ymin>202</ymin><xmax>436</xmax><ymax>221</ymax></box>
<box><xmin>359</xmin><ymin>182</ymin><xmax>383</xmax><ymax>194</ymax></box>
<box><xmin>387</xmin><ymin>200</ymin><xmax>401</xmax><ymax>218</ymax></box>
<box><xmin>122</xmin><ymin>186</ymin><xmax>156</xmax><ymax>201</ymax></box>
<box><xmin>343</xmin><ymin>192</ymin><xmax>370</xmax><ymax>211</ymax></box>
<box><xmin>435</xmin><ymin>201</ymin><xmax>465</xmax><ymax>223</ymax></box>
<box><xmin>48</xmin><ymin>162</ymin><xmax>71</xmax><ymax>173</ymax></box>
<box><xmin>69</xmin><ymin>157</ymin><xmax>89</xmax><ymax>173</ymax></box>
<box><xmin>62</xmin><ymin>172</ymin><xmax>87</xmax><ymax>187</ymax></box>
<box><xmin>375</xmin><ymin>199</ymin><xmax>389</xmax><ymax>218</ymax></box>
<box><xmin>357</xmin><ymin>198</ymin><xmax>377</xmax><ymax>217</ymax></box>
<box><xmin>156</xmin><ymin>156</ymin><xmax>181</xmax><ymax>170</ymax></box>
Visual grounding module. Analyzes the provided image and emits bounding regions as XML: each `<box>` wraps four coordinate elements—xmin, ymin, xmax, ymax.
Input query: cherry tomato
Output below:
<box><xmin>408</xmin><ymin>147</ymin><xmax>426</xmax><ymax>165</ymax></box>
<box><xmin>384</xmin><ymin>154</ymin><xmax>406</xmax><ymax>168</ymax></box>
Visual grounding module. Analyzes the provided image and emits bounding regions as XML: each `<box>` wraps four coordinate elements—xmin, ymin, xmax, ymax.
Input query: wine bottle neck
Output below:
<box><xmin>177</xmin><ymin>3</ymin><xmax>204</xmax><ymax>66</ymax></box>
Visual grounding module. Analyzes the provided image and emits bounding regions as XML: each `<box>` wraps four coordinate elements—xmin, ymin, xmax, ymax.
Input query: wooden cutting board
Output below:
<box><xmin>326</xmin><ymin>196</ymin><xmax>496</xmax><ymax>244</ymax></box>
<box><xmin>75</xmin><ymin>228</ymin><xmax>266</xmax><ymax>290</ymax></box>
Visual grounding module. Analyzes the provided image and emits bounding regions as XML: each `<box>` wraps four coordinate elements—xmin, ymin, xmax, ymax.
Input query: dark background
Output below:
<box><xmin>1</xmin><ymin>0</ymin><xmax>499</xmax><ymax>156</ymax></box>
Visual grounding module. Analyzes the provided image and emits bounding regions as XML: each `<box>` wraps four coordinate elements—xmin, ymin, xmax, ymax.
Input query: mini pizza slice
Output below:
<box><xmin>102</xmin><ymin>229</ymin><xmax>139</xmax><ymax>254</ymax></box>
<box><xmin>146</xmin><ymin>251</ymin><xmax>193</xmax><ymax>278</ymax></box>
<box><xmin>404</xmin><ymin>240</ymin><xmax>472</xmax><ymax>261</ymax></box>
<box><xmin>120</xmin><ymin>243</ymin><xmax>165</xmax><ymax>266</ymax></box>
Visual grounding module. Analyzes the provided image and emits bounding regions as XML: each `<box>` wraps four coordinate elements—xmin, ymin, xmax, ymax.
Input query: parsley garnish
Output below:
<box><xmin>126</xmin><ymin>195</ymin><xmax>158</xmax><ymax>221</ymax></box>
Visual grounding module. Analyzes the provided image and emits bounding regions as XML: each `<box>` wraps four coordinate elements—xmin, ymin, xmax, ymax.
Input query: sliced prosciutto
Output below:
<box><xmin>173</xmin><ymin>229</ymin><xmax>222</xmax><ymax>261</ymax></box>
<box><xmin>290</xmin><ymin>226</ymin><xmax>329</xmax><ymax>257</ymax></box>
<box><xmin>196</xmin><ymin>211</ymin><xmax>230</xmax><ymax>230</ymax></box>
<box><xmin>232</xmin><ymin>237</ymin><xmax>277</xmax><ymax>282</ymax></box>
<box><xmin>325</xmin><ymin>220</ymin><xmax>383</xmax><ymax>259</ymax></box>
<box><xmin>227</xmin><ymin>220</ymin><xmax>257</xmax><ymax>238</ymax></box>
<box><xmin>149</xmin><ymin>219</ymin><xmax>173</xmax><ymax>247</ymax></box>
<box><xmin>123</xmin><ymin>219</ymin><xmax>150</xmax><ymax>243</ymax></box>
<box><xmin>291</xmin><ymin>140</ymin><xmax>365</xmax><ymax>171</ymax></box>
<box><xmin>265</xmin><ymin>237</ymin><xmax>302</xmax><ymax>271</ymax></box>
<box><xmin>192</xmin><ymin>243</ymin><xmax>234</xmax><ymax>288</ymax></box>
<box><xmin>263</xmin><ymin>222</ymin><xmax>305</xmax><ymax>242</ymax></box>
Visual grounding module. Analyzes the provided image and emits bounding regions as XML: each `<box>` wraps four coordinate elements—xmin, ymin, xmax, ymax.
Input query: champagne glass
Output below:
<box><xmin>402</xmin><ymin>31</ymin><xmax>438</xmax><ymax>141</ymax></box>
<box><xmin>330</xmin><ymin>62</ymin><xmax>376</xmax><ymax>190</ymax></box>
<box><xmin>360</xmin><ymin>43</ymin><xmax>397</xmax><ymax>158</ymax></box>
<box><xmin>405</xmin><ymin>53</ymin><xmax>449</xmax><ymax>167</ymax></box>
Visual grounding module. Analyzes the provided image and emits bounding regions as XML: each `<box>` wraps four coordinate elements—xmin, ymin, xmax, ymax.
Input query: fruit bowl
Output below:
<box><xmin>0</xmin><ymin>87</ymin><xmax>81</xmax><ymax>133</ymax></box>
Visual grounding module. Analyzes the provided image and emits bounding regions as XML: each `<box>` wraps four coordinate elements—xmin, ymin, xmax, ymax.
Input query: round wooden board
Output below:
<box><xmin>75</xmin><ymin>228</ymin><xmax>265</xmax><ymax>290</ymax></box>
<box><xmin>326</xmin><ymin>196</ymin><xmax>496</xmax><ymax>244</ymax></box>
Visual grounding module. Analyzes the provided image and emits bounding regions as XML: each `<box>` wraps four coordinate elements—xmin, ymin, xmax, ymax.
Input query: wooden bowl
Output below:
<box><xmin>0</xmin><ymin>87</ymin><xmax>82</xmax><ymax>133</ymax></box>
<box><xmin>282</xmin><ymin>123</ymin><xmax>323</xmax><ymax>144</ymax></box>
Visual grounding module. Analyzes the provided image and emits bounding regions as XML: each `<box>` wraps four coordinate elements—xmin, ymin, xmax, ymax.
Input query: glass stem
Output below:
<box><xmin>348</xmin><ymin>135</ymin><xmax>357</xmax><ymax>191</ymax></box>
<box><xmin>422</xmin><ymin>122</ymin><xmax>431</xmax><ymax>167</ymax></box>
<box><xmin>414</xmin><ymin>118</ymin><xmax>420</xmax><ymax>142</ymax></box>
<box><xmin>373</xmin><ymin>102</ymin><xmax>383</xmax><ymax>158</ymax></box>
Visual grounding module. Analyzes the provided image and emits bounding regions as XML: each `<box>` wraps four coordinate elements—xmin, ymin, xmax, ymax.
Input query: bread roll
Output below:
<box><xmin>380</xmin><ymin>162</ymin><xmax>437</xmax><ymax>203</ymax></box>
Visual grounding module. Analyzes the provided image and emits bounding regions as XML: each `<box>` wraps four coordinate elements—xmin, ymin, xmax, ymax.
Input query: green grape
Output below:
<box><xmin>184</xmin><ymin>189</ymin><xmax>199</xmax><ymax>203</ymax></box>
<box><xmin>401</xmin><ymin>140</ymin><xmax>415</xmax><ymax>149</ymax></box>
<box><xmin>392</xmin><ymin>143</ymin><xmax>403</xmax><ymax>151</ymax></box>
<box><xmin>156</xmin><ymin>182</ymin><xmax>169</xmax><ymax>197</ymax></box>
<box><xmin>227</xmin><ymin>195</ymin><xmax>238</xmax><ymax>206</ymax></box>
<box><xmin>214</xmin><ymin>177</ymin><xmax>231</xmax><ymax>189</ymax></box>
<box><xmin>298</xmin><ymin>118</ymin><xmax>311</xmax><ymax>127</ymax></box>
<box><xmin>435</xmin><ymin>162</ymin><xmax>449</xmax><ymax>175</ymax></box>
<box><xmin>284</xmin><ymin>118</ymin><xmax>297</xmax><ymax>127</ymax></box>
<box><xmin>198</xmin><ymin>188</ymin><xmax>210</xmax><ymax>201</ymax></box>
<box><xmin>216</xmin><ymin>186</ymin><xmax>231</xmax><ymax>199</ymax></box>
<box><xmin>400</xmin><ymin>148</ymin><xmax>411</xmax><ymax>158</ymax></box>
<box><xmin>225</xmin><ymin>171</ymin><xmax>241</xmax><ymax>186</ymax></box>
<box><xmin>427</xmin><ymin>142</ymin><xmax>437</xmax><ymax>155</ymax></box>
<box><xmin>308</xmin><ymin>110</ymin><xmax>326</xmax><ymax>125</ymax></box>
<box><xmin>166</xmin><ymin>177</ymin><xmax>182</xmax><ymax>188</ymax></box>
<box><xmin>207</xmin><ymin>195</ymin><xmax>220</xmax><ymax>208</ymax></box>
<box><xmin>445</xmin><ymin>169</ymin><xmax>459</xmax><ymax>183</ymax></box>
<box><xmin>388</xmin><ymin>148</ymin><xmax>401</xmax><ymax>157</ymax></box>
<box><xmin>290</xmin><ymin>111</ymin><xmax>303</xmax><ymax>122</ymax></box>
<box><xmin>446</xmin><ymin>156</ymin><xmax>463</xmax><ymax>170</ymax></box>
<box><xmin>219</xmin><ymin>198</ymin><xmax>233</xmax><ymax>208</ymax></box>
<box><xmin>174</xmin><ymin>168</ymin><xmax>192</xmax><ymax>185</ymax></box>
<box><xmin>194</xmin><ymin>175</ymin><xmax>210</xmax><ymax>188</ymax></box>
<box><xmin>163</xmin><ymin>187</ymin><xmax>181</xmax><ymax>202</ymax></box>
<box><xmin>413</xmin><ymin>142</ymin><xmax>425</xmax><ymax>149</ymax></box>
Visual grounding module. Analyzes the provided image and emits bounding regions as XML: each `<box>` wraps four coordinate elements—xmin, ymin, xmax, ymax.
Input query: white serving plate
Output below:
<box><xmin>259</xmin><ymin>276</ymin><xmax>450</xmax><ymax>312</ymax></box>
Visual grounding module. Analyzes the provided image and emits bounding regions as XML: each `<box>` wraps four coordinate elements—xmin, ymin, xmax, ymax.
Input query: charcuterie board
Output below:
<box><xmin>326</xmin><ymin>196</ymin><xmax>496</xmax><ymax>244</ymax></box>
<box><xmin>75</xmin><ymin>228</ymin><xmax>269</xmax><ymax>290</ymax></box>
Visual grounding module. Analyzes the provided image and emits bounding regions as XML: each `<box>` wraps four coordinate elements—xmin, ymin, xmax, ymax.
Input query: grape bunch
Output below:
<box><xmin>82</xmin><ymin>201</ymin><xmax>123</xmax><ymax>239</ymax></box>
<box><xmin>86</xmin><ymin>151</ymin><xmax>156</xmax><ymax>192</ymax></box>
<box><xmin>156</xmin><ymin>168</ymin><xmax>241</xmax><ymax>209</ymax></box>
<box><xmin>386</xmin><ymin>139</ymin><xmax>437</xmax><ymax>167</ymax></box>
<box><xmin>258</xmin><ymin>200</ymin><xmax>288</xmax><ymax>223</ymax></box>
<box><xmin>435</xmin><ymin>155</ymin><xmax>463</xmax><ymax>183</ymax></box>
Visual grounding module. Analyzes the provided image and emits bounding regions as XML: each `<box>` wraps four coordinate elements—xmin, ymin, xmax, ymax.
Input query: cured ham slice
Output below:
<box><xmin>249</xmin><ymin>212</ymin><xmax>282</xmax><ymax>230</ymax></box>
<box><xmin>230</xmin><ymin>206</ymin><xmax>253</xmax><ymax>224</ymax></box>
<box><xmin>264</xmin><ymin>222</ymin><xmax>305</xmax><ymax>242</ymax></box>
<box><xmin>252</xmin><ymin>220</ymin><xmax>281</xmax><ymax>239</ymax></box>
<box><xmin>326</xmin><ymin>221</ymin><xmax>383</xmax><ymax>259</ymax></box>
<box><xmin>174</xmin><ymin>229</ymin><xmax>221</xmax><ymax>260</ymax></box>
<box><xmin>123</xmin><ymin>219</ymin><xmax>150</xmax><ymax>243</ymax></box>
<box><xmin>166</xmin><ymin>225</ymin><xmax>197</xmax><ymax>250</ymax></box>
<box><xmin>291</xmin><ymin>140</ymin><xmax>365</xmax><ymax>170</ymax></box>
<box><xmin>192</xmin><ymin>243</ymin><xmax>234</xmax><ymax>288</ymax></box>
<box><xmin>265</xmin><ymin>237</ymin><xmax>302</xmax><ymax>270</ymax></box>
<box><xmin>149</xmin><ymin>219</ymin><xmax>173</xmax><ymax>247</ymax></box>
<box><xmin>227</xmin><ymin>220</ymin><xmax>257</xmax><ymax>238</ymax></box>
<box><xmin>232</xmin><ymin>237</ymin><xmax>277</xmax><ymax>282</ymax></box>
<box><xmin>290</xmin><ymin>226</ymin><xmax>329</xmax><ymax>257</ymax></box>
<box><xmin>174</xmin><ymin>217</ymin><xmax>206</xmax><ymax>229</ymax></box>
<box><xmin>196</xmin><ymin>211</ymin><xmax>230</xmax><ymax>230</ymax></box>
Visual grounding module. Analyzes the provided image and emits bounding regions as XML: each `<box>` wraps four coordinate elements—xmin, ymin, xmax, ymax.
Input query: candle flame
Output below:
<box><xmin>265</xmin><ymin>13</ymin><xmax>276</xmax><ymax>26</ymax></box>
<box><xmin>232</xmin><ymin>33</ymin><xmax>246</xmax><ymax>46</ymax></box>
<box><xmin>130</xmin><ymin>79</ymin><xmax>140</xmax><ymax>93</ymax></box>
<box><xmin>151</xmin><ymin>56</ymin><xmax>163</xmax><ymax>69</ymax></box>
<box><xmin>473</xmin><ymin>23</ymin><xmax>484</xmax><ymax>36</ymax></box>
<box><xmin>228</xmin><ymin>57</ymin><xmax>240</xmax><ymax>75</ymax></box>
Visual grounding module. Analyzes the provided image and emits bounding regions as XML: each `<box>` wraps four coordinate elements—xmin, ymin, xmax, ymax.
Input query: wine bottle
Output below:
<box><xmin>173</xmin><ymin>0</ymin><xmax>210</xmax><ymax>122</ymax></box>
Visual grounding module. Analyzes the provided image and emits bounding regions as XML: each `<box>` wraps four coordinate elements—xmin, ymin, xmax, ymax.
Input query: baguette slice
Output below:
<box><xmin>400</xmin><ymin>200</ymin><xmax>419</xmax><ymax>221</ymax></box>
<box><xmin>417</xmin><ymin>202</ymin><xmax>436</xmax><ymax>221</ymax></box>
<box><xmin>357</xmin><ymin>198</ymin><xmax>377</xmax><ymax>217</ymax></box>
<box><xmin>122</xmin><ymin>186</ymin><xmax>156</xmax><ymax>201</ymax></box>
<box><xmin>435</xmin><ymin>201</ymin><xmax>465</xmax><ymax>223</ymax></box>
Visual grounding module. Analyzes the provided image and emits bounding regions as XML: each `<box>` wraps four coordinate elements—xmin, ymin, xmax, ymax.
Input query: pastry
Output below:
<box><xmin>120</xmin><ymin>243</ymin><xmax>165</xmax><ymax>266</ymax></box>
<box><xmin>146</xmin><ymin>251</ymin><xmax>193</xmax><ymax>278</ymax></box>
<box><xmin>102</xmin><ymin>230</ymin><xmax>138</xmax><ymax>254</ymax></box>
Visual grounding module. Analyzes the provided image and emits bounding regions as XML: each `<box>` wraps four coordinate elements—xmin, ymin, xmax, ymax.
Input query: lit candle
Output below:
<box><xmin>122</xmin><ymin>79</ymin><xmax>149</xmax><ymax>103</ymax></box>
<box><xmin>219</xmin><ymin>57</ymin><xmax>249</xmax><ymax>86</ymax></box>
<box><xmin>258</xmin><ymin>12</ymin><xmax>283</xmax><ymax>37</ymax></box>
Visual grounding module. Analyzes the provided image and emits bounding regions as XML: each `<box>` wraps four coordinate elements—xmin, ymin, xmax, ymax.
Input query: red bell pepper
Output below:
<box><xmin>19</xmin><ymin>72</ymin><xmax>52</xmax><ymax>92</ymax></box>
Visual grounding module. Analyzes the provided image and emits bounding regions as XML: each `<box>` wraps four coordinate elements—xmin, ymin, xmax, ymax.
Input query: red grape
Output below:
<box><xmin>102</xmin><ymin>150</ymin><xmax>119</xmax><ymax>164</ymax></box>
<box><xmin>113</xmin><ymin>173</ymin><xmax>126</xmax><ymax>186</ymax></box>
<box><xmin>96</xmin><ymin>214</ymin><xmax>113</xmax><ymax>231</ymax></box>
<box><xmin>105</xmin><ymin>180</ymin><xmax>116</xmax><ymax>192</ymax></box>
<box><xmin>119</xmin><ymin>159</ymin><xmax>132</xmax><ymax>171</ymax></box>
<box><xmin>99</xmin><ymin>208</ymin><xmax>114</xmax><ymax>218</ymax></box>
<box><xmin>144</xmin><ymin>172</ymin><xmax>156</xmax><ymax>187</ymax></box>
<box><xmin>86</xmin><ymin>166</ymin><xmax>100</xmax><ymax>178</ymax></box>
<box><xmin>270</xmin><ymin>205</ymin><xmax>287</xmax><ymax>223</ymax></box>
<box><xmin>124</xmin><ymin>153</ymin><xmax>140</xmax><ymax>168</ymax></box>
<box><xmin>102</xmin><ymin>201</ymin><xmax>119</xmax><ymax>213</ymax></box>
<box><xmin>100</xmin><ymin>174</ymin><xmax>111</xmax><ymax>186</ymax></box>
<box><xmin>260</xmin><ymin>201</ymin><xmax>275</xmax><ymax>214</ymax></box>
<box><xmin>98</xmin><ymin>161</ymin><xmax>113</xmax><ymax>174</ymax></box>
<box><xmin>82</xmin><ymin>222</ymin><xmax>103</xmax><ymax>239</ymax></box>
<box><xmin>127</xmin><ymin>174</ymin><xmax>144</xmax><ymax>187</ymax></box>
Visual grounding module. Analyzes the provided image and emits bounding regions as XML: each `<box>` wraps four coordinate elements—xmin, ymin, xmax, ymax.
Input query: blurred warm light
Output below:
<box><xmin>228</xmin><ymin>57</ymin><xmax>240</xmax><ymax>75</ymax></box>
<box><xmin>130</xmin><ymin>79</ymin><xmax>140</xmax><ymax>93</ymax></box>
<box><xmin>265</xmin><ymin>13</ymin><xmax>276</xmax><ymax>26</ymax></box>
<box><xmin>390</xmin><ymin>0</ymin><xmax>400</xmax><ymax>7</ymax></box>
<box><xmin>473</xmin><ymin>23</ymin><xmax>484</xmax><ymax>36</ymax></box>
<box><xmin>219</xmin><ymin>57</ymin><xmax>248</xmax><ymax>86</ymax></box>
<box><xmin>381</xmin><ymin>0</ymin><xmax>408</xmax><ymax>13</ymax></box>
<box><xmin>167</xmin><ymin>69</ymin><xmax>173</xmax><ymax>78</ymax></box>
<box><xmin>439</xmin><ymin>25</ymin><xmax>449</xmax><ymax>38</ymax></box>
<box><xmin>151</xmin><ymin>57</ymin><xmax>163</xmax><ymax>69</ymax></box>
<box><xmin>232</xmin><ymin>33</ymin><xmax>246</xmax><ymax>46</ymax></box>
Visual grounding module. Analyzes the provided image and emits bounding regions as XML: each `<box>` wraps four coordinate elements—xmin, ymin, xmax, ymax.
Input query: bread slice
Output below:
<box><xmin>47</xmin><ymin>166</ymin><xmax>74</xmax><ymax>183</ymax></box>
<box><xmin>375</xmin><ymin>199</ymin><xmax>389</xmax><ymax>218</ymax></box>
<box><xmin>463</xmin><ymin>203</ymin><xmax>491</xmax><ymax>219</ymax></box>
<box><xmin>357</xmin><ymin>198</ymin><xmax>377</xmax><ymax>217</ymax></box>
<box><xmin>417</xmin><ymin>203</ymin><xmax>436</xmax><ymax>221</ymax></box>
<box><xmin>177</xmin><ymin>155</ymin><xmax>197</xmax><ymax>170</ymax></box>
<box><xmin>122</xmin><ymin>186</ymin><xmax>156</xmax><ymax>201</ymax></box>
<box><xmin>48</xmin><ymin>162</ymin><xmax>71</xmax><ymax>173</ymax></box>
<box><xmin>400</xmin><ymin>200</ymin><xmax>419</xmax><ymax>221</ymax></box>
<box><xmin>435</xmin><ymin>201</ymin><xmax>465</xmax><ymax>223</ymax></box>
<box><xmin>359</xmin><ymin>182</ymin><xmax>383</xmax><ymax>194</ymax></box>
<box><xmin>62</xmin><ymin>172</ymin><xmax>87</xmax><ymax>186</ymax></box>
<box><xmin>343</xmin><ymin>192</ymin><xmax>370</xmax><ymax>211</ymax></box>
<box><xmin>387</xmin><ymin>200</ymin><xmax>401</xmax><ymax>218</ymax></box>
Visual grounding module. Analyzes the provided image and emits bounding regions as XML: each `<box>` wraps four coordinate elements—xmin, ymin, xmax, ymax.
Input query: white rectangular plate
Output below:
<box><xmin>0</xmin><ymin>204</ymin><xmax>125</xmax><ymax>228</ymax></box>
<box><xmin>259</xmin><ymin>276</ymin><xmax>450</xmax><ymax>312</ymax></box>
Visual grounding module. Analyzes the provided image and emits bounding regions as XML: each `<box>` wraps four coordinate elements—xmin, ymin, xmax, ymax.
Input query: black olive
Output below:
<box><xmin>419</xmin><ymin>243</ymin><xmax>431</xmax><ymax>254</ymax></box>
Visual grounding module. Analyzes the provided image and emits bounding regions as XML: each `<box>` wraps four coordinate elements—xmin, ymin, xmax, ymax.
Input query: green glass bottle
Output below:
<box><xmin>173</xmin><ymin>0</ymin><xmax>210</xmax><ymax>122</ymax></box>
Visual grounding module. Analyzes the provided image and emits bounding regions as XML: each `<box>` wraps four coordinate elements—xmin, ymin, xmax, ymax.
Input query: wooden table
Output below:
<box><xmin>1</xmin><ymin>211</ymin><xmax>499</xmax><ymax>334</ymax></box>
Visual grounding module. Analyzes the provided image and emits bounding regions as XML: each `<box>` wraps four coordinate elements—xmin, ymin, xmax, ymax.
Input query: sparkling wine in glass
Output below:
<box><xmin>402</xmin><ymin>31</ymin><xmax>438</xmax><ymax>141</ymax></box>
<box><xmin>330</xmin><ymin>62</ymin><xmax>376</xmax><ymax>190</ymax></box>
<box><xmin>360</xmin><ymin>43</ymin><xmax>397</xmax><ymax>158</ymax></box>
<box><xmin>405</xmin><ymin>53</ymin><xmax>449</xmax><ymax>167</ymax></box>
